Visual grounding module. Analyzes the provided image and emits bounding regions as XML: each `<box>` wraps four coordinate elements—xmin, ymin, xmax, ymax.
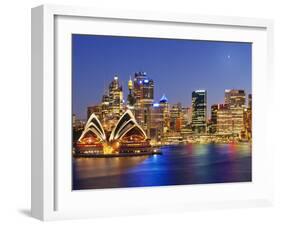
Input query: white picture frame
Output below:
<box><xmin>31</xmin><ymin>4</ymin><xmax>274</xmax><ymax>221</ymax></box>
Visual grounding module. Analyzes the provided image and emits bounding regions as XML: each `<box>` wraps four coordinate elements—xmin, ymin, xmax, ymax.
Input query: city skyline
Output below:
<box><xmin>72</xmin><ymin>34</ymin><xmax>252</xmax><ymax>120</ymax></box>
<box><xmin>72</xmin><ymin>34</ymin><xmax>252</xmax><ymax>190</ymax></box>
<box><xmin>74</xmin><ymin>73</ymin><xmax>252</xmax><ymax>143</ymax></box>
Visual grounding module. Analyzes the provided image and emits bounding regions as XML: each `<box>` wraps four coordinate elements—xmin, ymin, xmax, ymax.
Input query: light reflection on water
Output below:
<box><xmin>72</xmin><ymin>143</ymin><xmax>252</xmax><ymax>190</ymax></box>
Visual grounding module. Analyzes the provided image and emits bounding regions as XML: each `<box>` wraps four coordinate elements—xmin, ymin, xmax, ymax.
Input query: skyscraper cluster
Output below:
<box><xmin>85</xmin><ymin>72</ymin><xmax>252</xmax><ymax>144</ymax></box>
<box><xmin>210</xmin><ymin>90</ymin><xmax>252</xmax><ymax>140</ymax></box>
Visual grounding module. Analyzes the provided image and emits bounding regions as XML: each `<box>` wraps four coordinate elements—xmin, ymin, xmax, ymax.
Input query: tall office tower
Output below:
<box><xmin>126</xmin><ymin>77</ymin><xmax>136</xmax><ymax>108</ymax></box>
<box><xmin>159</xmin><ymin>94</ymin><xmax>170</xmax><ymax>133</ymax></box>
<box><xmin>133</xmin><ymin>72</ymin><xmax>154</xmax><ymax>101</ymax></box>
<box><xmin>231</xmin><ymin>106</ymin><xmax>244</xmax><ymax>137</ymax></box>
<box><xmin>133</xmin><ymin>72</ymin><xmax>154</xmax><ymax>136</ymax></box>
<box><xmin>170</xmin><ymin>103</ymin><xmax>182</xmax><ymax>132</ymax></box>
<box><xmin>192</xmin><ymin>90</ymin><xmax>207</xmax><ymax>133</ymax></box>
<box><xmin>224</xmin><ymin>89</ymin><xmax>246</xmax><ymax>138</ymax></box>
<box><xmin>216</xmin><ymin>104</ymin><xmax>232</xmax><ymax>134</ymax></box>
<box><xmin>224</xmin><ymin>89</ymin><xmax>246</xmax><ymax>107</ymax></box>
<box><xmin>108</xmin><ymin>76</ymin><xmax>124</xmax><ymax>119</ymax></box>
<box><xmin>150</xmin><ymin>103</ymin><xmax>165</xmax><ymax>143</ymax></box>
<box><xmin>150</xmin><ymin>95</ymin><xmax>171</xmax><ymax>143</ymax></box>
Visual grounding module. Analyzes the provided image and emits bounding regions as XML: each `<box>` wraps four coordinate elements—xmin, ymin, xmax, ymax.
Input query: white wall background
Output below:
<box><xmin>0</xmin><ymin>0</ymin><xmax>280</xmax><ymax>225</ymax></box>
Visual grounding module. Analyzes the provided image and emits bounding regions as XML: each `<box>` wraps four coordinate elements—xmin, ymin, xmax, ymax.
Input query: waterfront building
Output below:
<box><xmin>192</xmin><ymin>90</ymin><xmax>207</xmax><ymax>133</ymax></box>
<box><xmin>212</xmin><ymin>102</ymin><xmax>245</xmax><ymax>137</ymax></box>
<box><xmin>231</xmin><ymin>106</ymin><xmax>244</xmax><ymax>137</ymax></box>
<box><xmin>180</xmin><ymin>127</ymin><xmax>193</xmax><ymax>140</ymax></box>
<box><xmin>77</xmin><ymin>110</ymin><xmax>150</xmax><ymax>152</ymax></box>
<box><xmin>223</xmin><ymin>89</ymin><xmax>247</xmax><ymax>138</ymax></box>
<box><xmin>216</xmin><ymin>104</ymin><xmax>232</xmax><ymax>134</ymax></box>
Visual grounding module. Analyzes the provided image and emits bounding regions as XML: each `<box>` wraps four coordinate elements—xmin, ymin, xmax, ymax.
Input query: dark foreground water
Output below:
<box><xmin>72</xmin><ymin>143</ymin><xmax>251</xmax><ymax>190</ymax></box>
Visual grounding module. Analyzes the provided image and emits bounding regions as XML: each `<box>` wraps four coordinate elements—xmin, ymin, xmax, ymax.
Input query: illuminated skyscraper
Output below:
<box><xmin>126</xmin><ymin>77</ymin><xmax>136</xmax><ymax>107</ymax></box>
<box><xmin>150</xmin><ymin>103</ymin><xmax>165</xmax><ymax>143</ymax></box>
<box><xmin>159</xmin><ymin>94</ymin><xmax>170</xmax><ymax>133</ymax></box>
<box><xmin>223</xmin><ymin>89</ymin><xmax>246</xmax><ymax>138</ymax></box>
<box><xmin>192</xmin><ymin>90</ymin><xmax>207</xmax><ymax>133</ymax></box>
<box><xmin>133</xmin><ymin>72</ymin><xmax>154</xmax><ymax>136</ymax></box>
<box><xmin>133</xmin><ymin>72</ymin><xmax>154</xmax><ymax>101</ymax></box>
<box><xmin>225</xmin><ymin>89</ymin><xmax>246</xmax><ymax>107</ymax></box>
<box><xmin>108</xmin><ymin>76</ymin><xmax>124</xmax><ymax>119</ymax></box>
<box><xmin>231</xmin><ymin>106</ymin><xmax>244</xmax><ymax>137</ymax></box>
<box><xmin>170</xmin><ymin>103</ymin><xmax>182</xmax><ymax>132</ymax></box>
<box><xmin>148</xmin><ymin>95</ymin><xmax>171</xmax><ymax>143</ymax></box>
<box><xmin>216</xmin><ymin>104</ymin><xmax>232</xmax><ymax>134</ymax></box>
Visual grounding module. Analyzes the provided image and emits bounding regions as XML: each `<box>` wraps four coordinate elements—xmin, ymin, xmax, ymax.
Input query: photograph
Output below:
<box><xmin>71</xmin><ymin>34</ymin><xmax>252</xmax><ymax>190</ymax></box>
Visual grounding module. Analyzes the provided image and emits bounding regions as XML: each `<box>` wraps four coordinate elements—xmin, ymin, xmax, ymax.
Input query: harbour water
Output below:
<box><xmin>72</xmin><ymin>143</ymin><xmax>251</xmax><ymax>190</ymax></box>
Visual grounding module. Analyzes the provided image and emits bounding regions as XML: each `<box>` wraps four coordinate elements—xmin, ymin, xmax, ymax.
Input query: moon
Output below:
<box><xmin>227</xmin><ymin>55</ymin><xmax>231</xmax><ymax>59</ymax></box>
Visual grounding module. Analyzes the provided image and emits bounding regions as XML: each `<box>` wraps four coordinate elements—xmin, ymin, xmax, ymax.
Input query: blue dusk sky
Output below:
<box><xmin>72</xmin><ymin>34</ymin><xmax>252</xmax><ymax>120</ymax></box>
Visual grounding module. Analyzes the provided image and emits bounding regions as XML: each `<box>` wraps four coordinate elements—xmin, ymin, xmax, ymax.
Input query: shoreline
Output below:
<box><xmin>73</xmin><ymin>149</ymin><xmax>162</xmax><ymax>158</ymax></box>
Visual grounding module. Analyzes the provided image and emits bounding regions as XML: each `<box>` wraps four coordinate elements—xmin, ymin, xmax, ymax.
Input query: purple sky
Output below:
<box><xmin>72</xmin><ymin>34</ymin><xmax>251</xmax><ymax>120</ymax></box>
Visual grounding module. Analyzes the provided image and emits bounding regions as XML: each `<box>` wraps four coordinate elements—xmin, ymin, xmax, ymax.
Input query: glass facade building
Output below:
<box><xmin>192</xmin><ymin>90</ymin><xmax>207</xmax><ymax>134</ymax></box>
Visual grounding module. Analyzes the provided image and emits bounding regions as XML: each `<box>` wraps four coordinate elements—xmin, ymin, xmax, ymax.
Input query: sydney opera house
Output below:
<box><xmin>76</xmin><ymin>110</ymin><xmax>151</xmax><ymax>155</ymax></box>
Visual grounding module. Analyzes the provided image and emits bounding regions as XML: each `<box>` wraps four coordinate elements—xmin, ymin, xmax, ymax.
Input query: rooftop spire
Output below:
<box><xmin>160</xmin><ymin>94</ymin><xmax>168</xmax><ymax>103</ymax></box>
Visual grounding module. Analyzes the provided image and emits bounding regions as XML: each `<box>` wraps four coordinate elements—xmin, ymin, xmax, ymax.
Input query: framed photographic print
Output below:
<box><xmin>31</xmin><ymin>4</ymin><xmax>274</xmax><ymax>221</ymax></box>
